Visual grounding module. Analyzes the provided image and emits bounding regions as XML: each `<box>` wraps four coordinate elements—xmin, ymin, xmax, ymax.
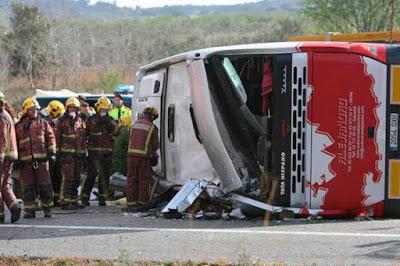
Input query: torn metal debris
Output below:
<box><xmin>161</xmin><ymin>180</ymin><xmax>208</xmax><ymax>216</ymax></box>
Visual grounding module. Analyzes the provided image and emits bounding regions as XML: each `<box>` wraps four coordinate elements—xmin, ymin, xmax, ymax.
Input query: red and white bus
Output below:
<box><xmin>133</xmin><ymin>42</ymin><xmax>400</xmax><ymax>217</ymax></box>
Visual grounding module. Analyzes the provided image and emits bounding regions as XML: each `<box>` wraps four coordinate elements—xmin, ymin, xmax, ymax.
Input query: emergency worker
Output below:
<box><xmin>57</xmin><ymin>97</ymin><xmax>86</xmax><ymax>210</ymax></box>
<box><xmin>43</xmin><ymin>100</ymin><xmax>65</xmax><ymax>206</ymax></box>
<box><xmin>16</xmin><ymin>97</ymin><xmax>56</xmax><ymax>218</ymax></box>
<box><xmin>0</xmin><ymin>91</ymin><xmax>21</xmax><ymax>223</ymax></box>
<box><xmin>81</xmin><ymin>96</ymin><xmax>118</xmax><ymax>206</ymax></box>
<box><xmin>78</xmin><ymin>95</ymin><xmax>96</xmax><ymax>120</ymax></box>
<box><xmin>112</xmin><ymin>115</ymin><xmax>131</xmax><ymax>176</ymax></box>
<box><xmin>108</xmin><ymin>93</ymin><xmax>131</xmax><ymax>122</ymax></box>
<box><xmin>78</xmin><ymin>99</ymin><xmax>97</xmax><ymax>206</ymax></box>
<box><xmin>77</xmin><ymin>95</ymin><xmax>96</xmax><ymax>198</ymax></box>
<box><xmin>124</xmin><ymin>107</ymin><xmax>159</xmax><ymax>212</ymax></box>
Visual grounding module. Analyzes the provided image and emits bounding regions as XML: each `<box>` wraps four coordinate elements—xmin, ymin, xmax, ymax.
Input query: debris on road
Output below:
<box><xmin>157</xmin><ymin>179</ymin><xmax>336</xmax><ymax>221</ymax></box>
<box><xmin>229</xmin><ymin>208</ymin><xmax>246</xmax><ymax>220</ymax></box>
<box><xmin>161</xmin><ymin>180</ymin><xmax>208</xmax><ymax>218</ymax></box>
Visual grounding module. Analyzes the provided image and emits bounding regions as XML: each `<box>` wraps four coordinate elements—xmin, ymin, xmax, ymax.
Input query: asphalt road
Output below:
<box><xmin>1</xmin><ymin>204</ymin><xmax>400</xmax><ymax>265</ymax></box>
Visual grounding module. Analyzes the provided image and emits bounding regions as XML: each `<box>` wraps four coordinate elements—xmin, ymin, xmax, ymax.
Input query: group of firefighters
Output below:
<box><xmin>0</xmin><ymin>91</ymin><xmax>159</xmax><ymax>223</ymax></box>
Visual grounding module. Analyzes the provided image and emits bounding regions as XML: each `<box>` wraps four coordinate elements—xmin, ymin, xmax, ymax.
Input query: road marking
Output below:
<box><xmin>0</xmin><ymin>224</ymin><xmax>400</xmax><ymax>238</ymax></box>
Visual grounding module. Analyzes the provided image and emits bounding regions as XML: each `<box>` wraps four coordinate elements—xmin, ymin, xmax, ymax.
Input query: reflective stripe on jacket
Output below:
<box><xmin>15</xmin><ymin>115</ymin><xmax>56</xmax><ymax>162</ymax></box>
<box><xmin>56</xmin><ymin>114</ymin><xmax>86</xmax><ymax>156</ymax></box>
<box><xmin>128</xmin><ymin>118</ymin><xmax>159</xmax><ymax>158</ymax></box>
<box><xmin>86</xmin><ymin>114</ymin><xmax>118</xmax><ymax>154</ymax></box>
<box><xmin>0</xmin><ymin>107</ymin><xmax>18</xmax><ymax>161</ymax></box>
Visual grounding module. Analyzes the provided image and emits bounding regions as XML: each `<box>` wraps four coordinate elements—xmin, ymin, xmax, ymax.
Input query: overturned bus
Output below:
<box><xmin>132</xmin><ymin>42</ymin><xmax>400</xmax><ymax>218</ymax></box>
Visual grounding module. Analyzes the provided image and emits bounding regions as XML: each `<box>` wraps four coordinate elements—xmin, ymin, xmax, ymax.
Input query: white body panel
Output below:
<box><xmin>291</xmin><ymin>53</ymin><xmax>308</xmax><ymax>207</ymax></box>
<box><xmin>164</xmin><ymin>62</ymin><xmax>218</xmax><ymax>185</ymax></box>
<box><xmin>362</xmin><ymin>57</ymin><xmax>386</xmax><ymax>207</ymax></box>
<box><xmin>133</xmin><ymin>69</ymin><xmax>166</xmax><ymax>173</ymax></box>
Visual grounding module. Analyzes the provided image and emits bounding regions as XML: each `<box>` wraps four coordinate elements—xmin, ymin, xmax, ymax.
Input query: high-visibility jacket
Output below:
<box><xmin>15</xmin><ymin>115</ymin><xmax>56</xmax><ymax>162</ymax></box>
<box><xmin>0</xmin><ymin>107</ymin><xmax>18</xmax><ymax>162</ymax></box>
<box><xmin>108</xmin><ymin>105</ymin><xmax>132</xmax><ymax>121</ymax></box>
<box><xmin>86</xmin><ymin>114</ymin><xmax>118</xmax><ymax>154</ymax></box>
<box><xmin>128</xmin><ymin>117</ymin><xmax>159</xmax><ymax>159</ymax></box>
<box><xmin>56</xmin><ymin>114</ymin><xmax>86</xmax><ymax>156</ymax></box>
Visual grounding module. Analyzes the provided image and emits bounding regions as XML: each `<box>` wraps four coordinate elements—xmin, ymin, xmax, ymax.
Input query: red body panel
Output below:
<box><xmin>299</xmin><ymin>44</ymin><xmax>387</xmax><ymax>217</ymax></box>
<box><xmin>298</xmin><ymin>42</ymin><xmax>387</xmax><ymax>64</ymax></box>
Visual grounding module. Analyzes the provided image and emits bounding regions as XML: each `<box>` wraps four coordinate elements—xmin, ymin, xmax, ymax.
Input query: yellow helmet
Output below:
<box><xmin>95</xmin><ymin>96</ymin><xmax>112</xmax><ymax>112</ymax></box>
<box><xmin>65</xmin><ymin>97</ymin><xmax>80</xmax><ymax>108</ymax></box>
<box><xmin>120</xmin><ymin>115</ymin><xmax>132</xmax><ymax>127</ymax></box>
<box><xmin>22</xmin><ymin>97</ymin><xmax>41</xmax><ymax>114</ymax></box>
<box><xmin>46</xmin><ymin>100</ymin><xmax>65</xmax><ymax>118</ymax></box>
<box><xmin>143</xmin><ymin>106</ymin><xmax>159</xmax><ymax>119</ymax></box>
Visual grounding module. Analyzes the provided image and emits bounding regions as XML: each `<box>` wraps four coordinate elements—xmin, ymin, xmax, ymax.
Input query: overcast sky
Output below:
<box><xmin>90</xmin><ymin>0</ymin><xmax>262</xmax><ymax>9</ymax></box>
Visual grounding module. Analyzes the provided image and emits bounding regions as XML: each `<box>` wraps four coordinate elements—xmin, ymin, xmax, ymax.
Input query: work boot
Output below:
<box><xmin>99</xmin><ymin>199</ymin><xmax>106</xmax><ymax>207</ymax></box>
<box><xmin>10</xmin><ymin>203</ymin><xmax>22</xmax><ymax>223</ymax></box>
<box><xmin>23</xmin><ymin>210</ymin><xmax>35</xmax><ymax>219</ymax></box>
<box><xmin>43</xmin><ymin>207</ymin><xmax>52</xmax><ymax>218</ymax></box>
<box><xmin>61</xmin><ymin>204</ymin><xmax>77</xmax><ymax>211</ymax></box>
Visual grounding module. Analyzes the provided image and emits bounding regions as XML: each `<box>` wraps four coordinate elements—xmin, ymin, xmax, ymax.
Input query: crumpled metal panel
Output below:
<box><xmin>230</xmin><ymin>193</ymin><xmax>274</xmax><ymax>212</ymax></box>
<box><xmin>230</xmin><ymin>193</ymin><xmax>323</xmax><ymax>216</ymax></box>
<box><xmin>162</xmin><ymin>180</ymin><xmax>208</xmax><ymax>213</ymax></box>
<box><xmin>188</xmin><ymin>60</ymin><xmax>243</xmax><ymax>193</ymax></box>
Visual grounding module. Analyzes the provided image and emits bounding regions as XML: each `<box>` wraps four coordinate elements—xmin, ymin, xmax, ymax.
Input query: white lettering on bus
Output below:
<box><xmin>280</xmin><ymin>152</ymin><xmax>286</xmax><ymax>195</ymax></box>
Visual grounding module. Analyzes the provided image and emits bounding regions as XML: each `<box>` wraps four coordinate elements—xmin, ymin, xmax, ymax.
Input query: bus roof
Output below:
<box><xmin>138</xmin><ymin>42</ymin><xmax>301</xmax><ymax>73</ymax></box>
<box><xmin>138</xmin><ymin>41</ymin><xmax>398</xmax><ymax>74</ymax></box>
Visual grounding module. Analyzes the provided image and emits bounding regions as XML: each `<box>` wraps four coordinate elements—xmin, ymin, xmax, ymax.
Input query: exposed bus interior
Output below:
<box><xmin>205</xmin><ymin>55</ymin><xmax>275</xmax><ymax>200</ymax></box>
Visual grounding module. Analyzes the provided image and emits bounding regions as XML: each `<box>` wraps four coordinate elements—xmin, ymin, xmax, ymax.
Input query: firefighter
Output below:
<box><xmin>81</xmin><ymin>96</ymin><xmax>118</xmax><ymax>206</ymax></box>
<box><xmin>16</xmin><ymin>97</ymin><xmax>56</xmax><ymax>218</ymax></box>
<box><xmin>78</xmin><ymin>101</ymin><xmax>97</xmax><ymax>207</ymax></box>
<box><xmin>43</xmin><ymin>100</ymin><xmax>65</xmax><ymax>206</ymax></box>
<box><xmin>57</xmin><ymin>97</ymin><xmax>86</xmax><ymax>210</ymax></box>
<box><xmin>124</xmin><ymin>107</ymin><xmax>159</xmax><ymax>212</ymax></box>
<box><xmin>0</xmin><ymin>91</ymin><xmax>21</xmax><ymax>223</ymax></box>
<box><xmin>108</xmin><ymin>93</ymin><xmax>132</xmax><ymax>122</ymax></box>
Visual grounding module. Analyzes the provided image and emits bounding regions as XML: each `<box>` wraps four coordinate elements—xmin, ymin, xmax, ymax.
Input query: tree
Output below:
<box><xmin>0</xmin><ymin>13</ymin><xmax>9</xmax><ymax>88</ymax></box>
<box><xmin>8</xmin><ymin>4</ymin><xmax>51</xmax><ymax>88</ymax></box>
<box><xmin>303</xmin><ymin>0</ymin><xmax>399</xmax><ymax>33</ymax></box>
